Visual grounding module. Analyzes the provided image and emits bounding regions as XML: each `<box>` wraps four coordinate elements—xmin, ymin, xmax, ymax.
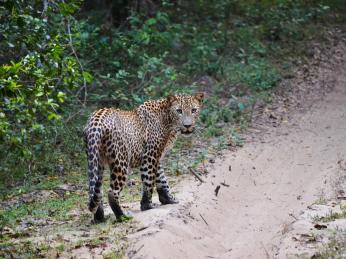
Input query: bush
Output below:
<box><xmin>0</xmin><ymin>0</ymin><xmax>87</xmax><ymax>176</ymax></box>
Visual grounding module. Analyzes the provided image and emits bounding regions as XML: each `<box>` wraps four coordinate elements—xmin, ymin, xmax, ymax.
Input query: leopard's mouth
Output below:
<box><xmin>180</xmin><ymin>129</ymin><xmax>194</xmax><ymax>135</ymax></box>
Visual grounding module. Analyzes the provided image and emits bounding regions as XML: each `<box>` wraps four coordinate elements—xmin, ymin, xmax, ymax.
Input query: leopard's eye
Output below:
<box><xmin>191</xmin><ymin>108</ymin><xmax>197</xmax><ymax>113</ymax></box>
<box><xmin>176</xmin><ymin>108</ymin><xmax>183</xmax><ymax>114</ymax></box>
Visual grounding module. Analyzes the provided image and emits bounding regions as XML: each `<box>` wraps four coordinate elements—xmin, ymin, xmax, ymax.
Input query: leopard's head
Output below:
<box><xmin>167</xmin><ymin>92</ymin><xmax>205</xmax><ymax>135</ymax></box>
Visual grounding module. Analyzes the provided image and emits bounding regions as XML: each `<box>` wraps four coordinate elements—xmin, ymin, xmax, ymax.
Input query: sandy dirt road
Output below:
<box><xmin>126</xmin><ymin>39</ymin><xmax>346</xmax><ymax>259</ymax></box>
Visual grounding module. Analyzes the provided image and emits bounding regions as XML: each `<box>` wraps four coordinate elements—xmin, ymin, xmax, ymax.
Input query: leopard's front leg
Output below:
<box><xmin>156</xmin><ymin>166</ymin><xmax>178</xmax><ymax>205</ymax></box>
<box><xmin>140</xmin><ymin>161</ymin><xmax>178</xmax><ymax>210</ymax></box>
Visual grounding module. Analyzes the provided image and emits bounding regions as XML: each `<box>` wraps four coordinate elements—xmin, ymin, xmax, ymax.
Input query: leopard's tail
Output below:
<box><xmin>84</xmin><ymin>126</ymin><xmax>103</xmax><ymax>214</ymax></box>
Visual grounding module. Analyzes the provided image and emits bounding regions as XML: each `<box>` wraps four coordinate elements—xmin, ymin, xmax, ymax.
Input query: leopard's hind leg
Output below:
<box><xmin>85</xmin><ymin>129</ymin><xmax>105</xmax><ymax>223</ymax></box>
<box><xmin>107</xmin><ymin>151</ymin><xmax>128</xmax><ymax>221</ymax></box>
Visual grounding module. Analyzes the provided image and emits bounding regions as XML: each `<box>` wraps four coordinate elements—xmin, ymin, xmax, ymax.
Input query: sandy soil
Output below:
<box><xmin>125</xmin><ymin>36</ymin><xmax>346</xmax><ymax>258</ymax></box>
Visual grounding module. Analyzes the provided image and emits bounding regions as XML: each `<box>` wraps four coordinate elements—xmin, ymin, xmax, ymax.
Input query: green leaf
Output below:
<box><xmin>36</xmin><ymin>91</ymin><xmax>44</xmax><ymax>97</ymax></box>
<box><xmin>57</xmin><ymin>91</ymin><xmax>66</xmax><ymax>103</ymax></box>
<box><xmin>238</xmin><ymin>102</ymin><xmax>246</xmax><ymax>111</ymax></box>
<box><xmin>146</xmin><ymin>18</ymin><xmax>157</xmax><ymax>26</ymax></box>
<box><xmin>58</xmin><ymin>2</ymin><xmax>79</xmax><ymax>16</ymax></box>
<box><xmin>47</xmin><ymin>112</ymin><xmax>61</xmax><ymax>120</ymax></box>
<box><xmin>82</xmin><ymin>71</ymin><xmax>93</xmax><ymax>83</ymax></box>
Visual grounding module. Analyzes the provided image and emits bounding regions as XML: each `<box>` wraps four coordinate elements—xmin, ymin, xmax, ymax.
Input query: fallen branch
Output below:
<box><xmin>131</xmin><ymin>244</ymin><xmax>144</xmax><ymax>256</ymax></box>
<box><xmin>289</xmin><ymin>212</ymin><xmax>298</xmax><ymax>220</ymax></box>
<box><xmin>188</xmin><ymin>167</ymin><xmax>205</xmax><ymax>183</ymax></box>
<box><xmin>199</xmin><ymin>213</ymin><xmax>208</xmax><ymax>226</ymax></box>
<box><xmin>136</xmin><ymin>226</ymin><xmax>149</xmax><ymax>232</ymax></box>
<box><xmin>214</xmin><ymin>185</ymin><xmax>221</xmax><ymax>196</ymax></box>
<box><xmin>220</xmin><ymin>181</ymin><xmax>230</xmax><ymax>187</ymax></box>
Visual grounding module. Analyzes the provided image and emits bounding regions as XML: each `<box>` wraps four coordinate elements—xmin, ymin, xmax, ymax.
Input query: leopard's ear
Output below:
<box><xmin>194</xmin><ymin>92</ymin><xmax>205</xmax><ymax>103</ymax></box>
<box><xmin>167</xmin><ymin>95</ymin><xmax>177</xmax><ymax>106</ymax></box>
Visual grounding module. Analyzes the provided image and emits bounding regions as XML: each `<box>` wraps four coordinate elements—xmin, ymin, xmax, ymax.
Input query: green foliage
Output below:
<box><xmin>236</xmin><ymin>1</ymin><xmax>330</xmax><ymax>40</ymax></box>
<box><xmin>0</xmin><ymin>0</ymin><xmax>343</xmax><ymax>187</ymax></box>
<box><xmin>0</xmin><ymin>0</ymin><xmax>85</xmax><ymax>164</ymax></box>
<box><xmin>225</xmin><ymin>57</ymin><xmax>281</xmax><ymax>90</ymax></box>
<box><xmin>75</xmin><ymin>11</ymin><xmax>182</xmax><ymax>105</ymax></box>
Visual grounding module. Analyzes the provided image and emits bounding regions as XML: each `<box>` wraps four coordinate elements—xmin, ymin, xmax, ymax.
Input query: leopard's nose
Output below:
<box><xmin>183</xmin><ymin>117</ymin><xmax>193</xmax><ymax>129</ymax></box>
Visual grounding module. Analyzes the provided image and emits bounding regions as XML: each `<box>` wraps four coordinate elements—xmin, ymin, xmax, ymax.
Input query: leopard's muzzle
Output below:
<box><xmin>180</xmin><ymin>124</ymin><xmax>195</xmax><ymax>135</ymax></box>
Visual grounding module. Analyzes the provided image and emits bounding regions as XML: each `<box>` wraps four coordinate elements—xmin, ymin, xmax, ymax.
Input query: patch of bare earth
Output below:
<box><xmin>126</xmin><ymin>29</ymin><xmax>346</xmax><ymax>258</ymax></box>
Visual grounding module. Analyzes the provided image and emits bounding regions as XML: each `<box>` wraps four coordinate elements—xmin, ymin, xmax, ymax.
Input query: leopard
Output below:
<box><xmin>83</xmin><ymin>92</ymin><xmax>204</xmax><ymax>222</ymax></box>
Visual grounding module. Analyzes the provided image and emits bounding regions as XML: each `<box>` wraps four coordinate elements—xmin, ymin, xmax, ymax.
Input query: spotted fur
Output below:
<box><xmin>83</xmin><ymin>93</ymin><xmax>204</xmax><ymax>222</ymax></box>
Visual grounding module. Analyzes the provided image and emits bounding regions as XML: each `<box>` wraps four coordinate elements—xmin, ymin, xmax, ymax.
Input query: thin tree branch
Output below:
<box><xmin>42</xmin><ymin>0</ymin><xmax>48</xmax><ymax>18</ymax></box>
<box><xmin>65</xmin><ymin>108</ymin><xmax>84</xmax><ymax>124</ymax></box>
<box><xmin>66</xmin><ymin>18</ymin><xmax>87</xmax><ymax>106</ymax></box>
